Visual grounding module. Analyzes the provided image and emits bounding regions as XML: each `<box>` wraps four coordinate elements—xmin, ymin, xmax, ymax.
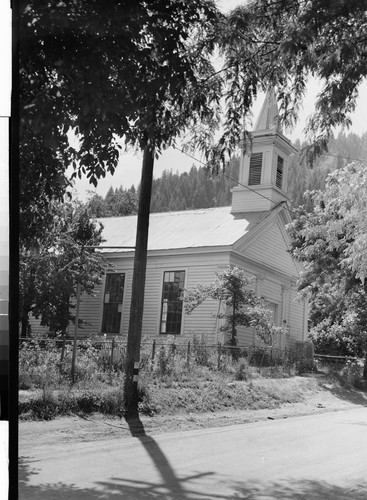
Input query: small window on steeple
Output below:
<box><xmin>276</xmin><ymin>155</ymin><xmax>284</xmax><ymax>189</ymax></box>
<box><xmin>248</xmin><ymin>153</ymin><xmax>263</xmax><ymax>185</ymax></box>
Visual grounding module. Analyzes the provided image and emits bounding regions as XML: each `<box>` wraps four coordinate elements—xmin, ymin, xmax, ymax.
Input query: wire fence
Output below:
<box><xmin>19</xmin><ymin>335</ymin><xmax>317</xmax><ymax>371</ymax></box>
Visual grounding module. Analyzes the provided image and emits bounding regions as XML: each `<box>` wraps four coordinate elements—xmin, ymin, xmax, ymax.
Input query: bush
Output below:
<box><xmin>192</xmin><ymin>334</ymin><xmax>211</xmax><ymax>366</ymax></box>
<box><xmin>234</xmin><ymin>358</ymin><xmax>251</xmax><ymax>381</ymax></box>
<box><xmin>309</xmin><ymin>321</ymin><xmax>363</xmax><ymax>357</ymax></box>
<box><xmin>337</xmin><ymin>359</ymin><xmax>364</xmax><ymax>388</ymax></box>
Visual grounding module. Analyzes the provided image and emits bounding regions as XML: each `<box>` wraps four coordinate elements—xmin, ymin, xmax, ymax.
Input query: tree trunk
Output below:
<box><xmin>124</xmin><ymin>142</ymin><xmax>155</xmax><ymax>416</ymax></box>
<box><xmin>363</xmin><ymin>351</ymin><xmax>367</xmax><ymax>380</ymax></box>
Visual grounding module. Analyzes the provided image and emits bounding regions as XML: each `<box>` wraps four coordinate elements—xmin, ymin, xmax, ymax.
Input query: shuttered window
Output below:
<box><xmin>248</xmin><ymin>153</ymin><xmax>263</xmax><ymax>185</ymax></box>
<box><xmin>160</xmin><ymin>271</ymin><xmax>185</xmax><ymax>334</ymax></box>
<box><xmin>276</xmin><ymin>155</ymin><xmax>284</xmax><ymax>189</ymax></box>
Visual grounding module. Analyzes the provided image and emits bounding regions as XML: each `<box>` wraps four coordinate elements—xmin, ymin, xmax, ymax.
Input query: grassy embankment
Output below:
<box><xmin>19</xmin><ymin>338</ymin><xmax>366</xmax><ymax>421</ymax></box>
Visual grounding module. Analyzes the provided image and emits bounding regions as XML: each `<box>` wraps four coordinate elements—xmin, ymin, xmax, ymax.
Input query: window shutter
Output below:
<box><xmin>248</xmin><ymin>153</ymin><xmax>263</xmax><ymax>185</ymax></box>
<box><xmin>276</xmin><ymin>155</ymin><xmax>284</xmax><ymax>189</ymax></box>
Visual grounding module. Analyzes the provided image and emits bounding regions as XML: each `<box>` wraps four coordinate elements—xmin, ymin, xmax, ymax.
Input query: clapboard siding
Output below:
<box><xmin>77</xmin><ymin>250</ymin><xmax>230</xmax><ymax>338</ymax></box>
<box><xmin>288</xmin><ymin>288</ymin><xmax>306</xmax><ymax>345</ymax></box>
<box><xmin>26</xmin><ymin>207</ymin><xmax>307</xmax><ymax>350</ymax></box>
<box><xmin>229</xmin><ymin>250</ymin><xmax>306</xmax><ymax>348</ymax></box>
<box><xmin>235</xmin><ymin>221</ymin><xmax>299</xmax><ymax>278</ymax></box>
<box><xmin>28</xmin><ymin>314</ymin><xmax>49</xmax><ymax>336</ymax></box>
<box><xmin>77</xmin><ymin>284</ymin><xmax>103</xmax><ymax>336</ymax></box>
<box><xmin>184</xmin><ymin>259</ymin><xmax>229</xmax><ymax>338</ymax></box>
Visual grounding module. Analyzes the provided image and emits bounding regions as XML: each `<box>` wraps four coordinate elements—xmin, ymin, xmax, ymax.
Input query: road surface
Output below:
<box><xmin>19</xmin><ymin>407</ymin><xmax>367</xmax><ymax>499</ymax></box>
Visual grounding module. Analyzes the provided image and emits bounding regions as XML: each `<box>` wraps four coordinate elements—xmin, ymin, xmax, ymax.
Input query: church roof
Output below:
<box><xmin>97</xmin><ymin>206</ymin><xmax>269</xmax><ymax>253</ymax></box>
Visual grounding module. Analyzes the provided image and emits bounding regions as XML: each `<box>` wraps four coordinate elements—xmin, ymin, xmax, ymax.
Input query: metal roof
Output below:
<box><xmin>97</xmin><ymin>206</ymin><xmax>268</xmax><ymax>253</ymax></box>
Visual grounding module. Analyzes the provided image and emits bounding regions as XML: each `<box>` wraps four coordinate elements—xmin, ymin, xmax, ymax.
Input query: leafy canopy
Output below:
<box><xmin>288</xmin><ymin>162</ymin><xmax>367</xmax><ymax>357</ymax></box>
<box><xmin>200</xmin><ymin>0</ymin><xmax>367</xmax><ymax>166</ymax></box>
<box><xmin>19</xmin><ymin>202</ymin><xmax>108</xmax><ymax>335</ymax></box>
<box><xmin>20</xmin><ymin>0</ymin><xmax>221</xmax><ymax>240</ymax></box>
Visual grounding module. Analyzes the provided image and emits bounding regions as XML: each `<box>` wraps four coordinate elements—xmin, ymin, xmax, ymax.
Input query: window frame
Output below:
<box><xmin>101</xmin><ymin>272</ymin><xmax>125</xmax><ymax>334</ymax></box>
<box><xmin>159</xmin><ymin>270</ymin><xmax>186</xmax><ymax>335</ymax></box>
<box><xmin>276</xmin><ymin>154</ymin><xmax>284</xmax><ymax>189</ymax></box>
<box><xmin>248</xmin><ymin>152</ymin><xmax>263</xmax><ymax>186</ymax></box>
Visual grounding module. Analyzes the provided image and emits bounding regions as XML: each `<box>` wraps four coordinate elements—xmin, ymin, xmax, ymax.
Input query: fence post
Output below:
<box><xmin>110</xmin><ymin>337</ymin><xmax>115</xmax><ymax>371</ymax></box>
<box><xmin>217</xmin><ymin>343</ymin><xmax>222</xmax><ymax>370</ymax></box>
<box><xmin>59</xmin><ymin>336</ymin><xmax>66</xmax><ymax>374</ymax></box>
<box><xmin>152</xmin><ymin>339</ymin><xmax>156</xmax><ymax>361</ymax></box>
<box><xmin>187</xmin><ymin>341</ymin><xmax>190</xmax><ymax>366</ymax></box>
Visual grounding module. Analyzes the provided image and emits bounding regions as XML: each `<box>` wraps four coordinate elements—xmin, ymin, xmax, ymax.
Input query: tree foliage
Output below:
<box><xmin>19</xmin><ymin>202</ymin><xmax>108</xmax><ymax>336</ymax></box>
<box><xmin>196</xmin><ymin>0</ymin><xmax>367</xmax><ymax>166</ymax></box>
<box><xmin>19</xmin><ymin>0</ymin><xmax>222</xmax><ymax>241</ymax></box>
<box><xmin>182</xmin><ymin>266</ymin><xmax>286</xmax><ymax>346</ymax></box>
<box><xmin>20</xmin><ymin>0</ymin><xmax>367</xmax><ymax>239</ymax></box>
<box><xmin>288</xmin><ymin>132</ymin><xmax>367</xmax><ymax>210</ymax></box>
<box><xmin>86</xmin><ymin>186</ymin><xmax>138</xmax><ymax>218</ymax></box>
<box><xmin>288</xmin><ymin>163</ymin><xmax>367</xmax><ymax>368</ymax></box>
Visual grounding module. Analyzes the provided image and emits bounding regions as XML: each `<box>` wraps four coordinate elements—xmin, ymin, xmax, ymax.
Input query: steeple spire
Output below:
<box><xmin>254</xmin><ymin>88</ymin><xmax>282</xmax><ymax>134</ymax></box>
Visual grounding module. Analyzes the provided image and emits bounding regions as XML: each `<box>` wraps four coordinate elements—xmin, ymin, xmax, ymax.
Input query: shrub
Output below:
<box><xmin>192</xmin><ymin>334</ymin><xmax>210</xmax><ymax>366</ymax></box>
<box><xmin>153</xmin><ymin>346</ymin><xmax>172</xmax><ymax>376</ymax></box>
<box><xmin>337</xmin><ymin>359</ymin><xmax>364</xmax><ymax>388</ymax></box>
<box><xmin>234</xmin><ymin>357</ymin><xmax>251</xmax><ymax>381</ymax></box>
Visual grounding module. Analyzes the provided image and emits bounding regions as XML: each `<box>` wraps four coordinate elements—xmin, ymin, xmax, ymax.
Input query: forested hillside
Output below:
<box><xmin>85</xmin><ymin>132</ymin><xmax>367</xmax><ymax>217</ymax></box>
<box><xmin>288</xmin><ymin>132</ymin><xmax>367</xmax><ymax>210</ymax></box>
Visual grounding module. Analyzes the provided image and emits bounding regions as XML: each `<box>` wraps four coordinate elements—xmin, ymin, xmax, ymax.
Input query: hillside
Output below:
<box><xmin>85</xmin><ymin>131</ymin><xmax>367</xmax><ymax>217</ymax></box>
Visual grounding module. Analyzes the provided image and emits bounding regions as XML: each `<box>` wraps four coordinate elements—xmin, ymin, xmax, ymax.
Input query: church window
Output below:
<box><xmin>160</xmin><ymin>271</ymin><xmax>185</xmax><ymax>334</ymax></box>
<box><xmin>276</xmin><ymin>155</ymin><xmax>284</xmax><ymax>188</ymax></box>
<box><xmin>248</xmin><ymin>153</ymin><xmax>263</xmax><ymax>185</ymax></box>
<box><xmin>101</xmin><ymin>273</ymin><xmax>125</xmax><ymax>333</ymax></box>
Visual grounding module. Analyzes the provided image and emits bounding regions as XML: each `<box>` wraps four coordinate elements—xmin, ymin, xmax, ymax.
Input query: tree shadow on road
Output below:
<box><xmin>19</xmin><ymin>453</ymin><xmax>367</xmax><ymax>499</ymax></box>
<box><xmin>19</xmin><ymin>409</ymin><xmax>367</xmax><ymax>499</ymax></box>
<box><xmin>18</xmin><ymin>438</ymin><xmax>367</xmax><ymax>500</ymax></box>
<box><xmin>322</xmin><ymin>383</ymin><xmax>367</xmax><ymax>407</ymax></box>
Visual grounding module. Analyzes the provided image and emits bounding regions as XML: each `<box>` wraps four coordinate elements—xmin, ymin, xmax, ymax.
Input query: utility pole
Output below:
<box><xmin>71</xmin><ymin>246</ymin><xmax>84</xmax><ymax>382</ymax></box>
<box><xmin>124</xmin><ymin>139</ymin><xmax>155</xmax><ymax>416</ymax></box>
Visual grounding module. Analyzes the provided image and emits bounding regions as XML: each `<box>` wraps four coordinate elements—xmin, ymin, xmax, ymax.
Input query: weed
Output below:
<box><xmin>192</xmin><ymin>334</ymin><xmax>211</xmax><ymax>366</ymax></box>
<box><xmin>234</xmin><ymin>358</ymin><xmax>251</xmax><ymax>381</ymax></box>
<box><xmin>336</xmin><ymin>359</ymin><xmax>364</xmax><ymax>388</ymax></box>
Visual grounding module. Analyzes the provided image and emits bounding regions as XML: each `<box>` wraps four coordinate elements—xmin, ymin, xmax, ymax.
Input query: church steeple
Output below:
<box><xmin>254</xmin><ymin>88</ymin><xmax>282</xmax><ymax>133</ymax></box>
<box><xmin>231</xmin><ymin>89</ymin><xmax>297</xmax><ymax>216</ymax></box>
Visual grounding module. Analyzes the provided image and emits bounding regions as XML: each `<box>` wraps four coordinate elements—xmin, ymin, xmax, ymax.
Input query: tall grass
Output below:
<box><xmin>19</xmin><ymin>337</ymin><xmax>363</xmax><ymax>421</ymax></box>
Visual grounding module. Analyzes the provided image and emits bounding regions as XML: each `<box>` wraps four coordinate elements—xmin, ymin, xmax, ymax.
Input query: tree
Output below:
<box><xmin>193</xmin><ymin>0</ymin><xmax>367</xmax><ymax>166</ymax></box>
<box><xmin>19</xmin><ymin>0</ymin><xmax>221</xmax><ymax>237</ymax></box>
<box><xmin>182</xmin><ymin>266</ymin><xmax>286</xmax><ymax>348</ymax></box>
<box><xmin>20</xmin><ymin>0</ymin><xmax>225</xmax><ymax>414</ymax></box>
<box><xmin>20</xmin><ymin>0</ymin><xmax>367</xmax><ymax>412</ymax></box>
<box><xmin>19</xmin><ymin>202</ymin><xmax>107</xmax><ymax>337</ymax></box>
<box><xmin>288</xmin><ymin>162</ymin><xmax>367</xmax><ymax>378</ymax></box>
<box><xmin>85</xmin><ymin>187</ymin><xmax>138</xmax><ymax>218</ymax></box>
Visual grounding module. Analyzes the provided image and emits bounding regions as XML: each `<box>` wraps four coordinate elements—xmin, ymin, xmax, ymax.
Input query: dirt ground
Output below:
<box><xmin>19</xmin><ymin>382</ymin><xmax>367</xmax><ymax>448</ymax></box>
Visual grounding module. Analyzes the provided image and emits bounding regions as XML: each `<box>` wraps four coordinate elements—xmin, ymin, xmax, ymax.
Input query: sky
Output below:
<box><xmin>71</xmin><ymin>76</ymin><xmax>367</xmax><ymax>203</ymax></box>
<box><xmin>67</xmin><ymin>0</ymin><xmax>367</xmax><ymax>202</ymax></box>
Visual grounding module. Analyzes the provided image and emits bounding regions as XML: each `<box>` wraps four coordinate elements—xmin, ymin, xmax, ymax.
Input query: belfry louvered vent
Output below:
<box><xmin>248</xmin><ymin>153</ymin><xmax>263</xmax><ymax>185</ymax></box>
<box><xmin>276</xmin><ymin>155</ymin><xmax>284</xmax><ymax>188</ymax></box>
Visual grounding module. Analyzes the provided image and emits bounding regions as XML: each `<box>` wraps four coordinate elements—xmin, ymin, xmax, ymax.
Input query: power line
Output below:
<box><xmin>320</xmin><ymin>152</ymin><xmax>366</xmax><ymax>163</ymax></box>
<box><xmin>173</xmin><ymin>145</ymin><xmax>367</xmax><ymax>218</ymax></box>
<box><xmin>173</xmin><ymin>146</ymin><xmax>296</xmax><ymax>217</ymax></box>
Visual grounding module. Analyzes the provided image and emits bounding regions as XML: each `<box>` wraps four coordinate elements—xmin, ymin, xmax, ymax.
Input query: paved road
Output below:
<box><xmin>19</xmin><ymin>407</ymin><xmax>367</xmax><ymax>499</ymax></box>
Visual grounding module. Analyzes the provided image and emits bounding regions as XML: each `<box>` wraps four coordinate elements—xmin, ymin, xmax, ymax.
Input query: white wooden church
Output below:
<box><xmin>32</xmin><ymin>90</ymin><xmax>308</xmax><ymax>348</ymax></box>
